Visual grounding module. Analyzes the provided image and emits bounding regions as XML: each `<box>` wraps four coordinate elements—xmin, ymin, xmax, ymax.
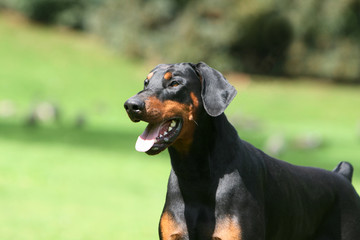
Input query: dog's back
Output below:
<box><xmin>248</xmin><ymin>142</ymin><xmax>360</xmax><ymax>239</ymax></box>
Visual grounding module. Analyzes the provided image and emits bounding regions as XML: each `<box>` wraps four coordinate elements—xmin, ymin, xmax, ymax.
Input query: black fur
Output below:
<box><xmin>125</xmin><ymin>62</ymin><xmax>360</xmax><ymax>240</ymax></box>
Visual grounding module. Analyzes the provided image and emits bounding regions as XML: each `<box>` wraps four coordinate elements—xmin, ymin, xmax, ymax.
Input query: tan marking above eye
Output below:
<box><xmin>147</xmin><ymin>72</ymin><xmax>154</xmax><ymax>79</ymax></box>
<box><xmin>164</xmin><ymin>72</ymin><xmax>172</xmax><ymax>80</ymax></box>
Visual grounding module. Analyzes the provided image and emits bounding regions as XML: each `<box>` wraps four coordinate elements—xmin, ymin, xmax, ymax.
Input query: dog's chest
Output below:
<box><xmin>160</xmin><ymin>170</ymin><xmax>245</xmax><ymax>240</ymax></box>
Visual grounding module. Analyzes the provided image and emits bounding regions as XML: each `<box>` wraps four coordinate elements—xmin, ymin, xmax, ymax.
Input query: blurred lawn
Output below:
<box><xmin>0</xmin><ymin>12</ymin><xmax>359</xmax><ymax>240</ymax></box>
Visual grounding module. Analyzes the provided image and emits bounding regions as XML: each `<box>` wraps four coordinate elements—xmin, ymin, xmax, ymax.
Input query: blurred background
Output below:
<box><xmin>0</xmin><ymin>0</ymin><xmax>359</xmax><ymax>239</ymax></box>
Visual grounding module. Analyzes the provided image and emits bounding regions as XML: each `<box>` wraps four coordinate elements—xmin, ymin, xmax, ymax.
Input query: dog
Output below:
<box><xmin>124</xmin><ymin>62</ymin><xmax>360</xmax><ymax>240</ymax></box>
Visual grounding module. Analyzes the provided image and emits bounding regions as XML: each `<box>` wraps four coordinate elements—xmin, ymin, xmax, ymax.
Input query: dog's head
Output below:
<box><xmin>124</xmin><ymin>62</ymin><xmax>237</xmax><ymax>155</ymax></box>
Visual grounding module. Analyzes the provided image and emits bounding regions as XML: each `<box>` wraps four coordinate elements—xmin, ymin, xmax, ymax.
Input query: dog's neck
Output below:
<box><xmin>168</xmin><ymin>113</ymin><xmax>241</xmax><ymax>182</ymax></box>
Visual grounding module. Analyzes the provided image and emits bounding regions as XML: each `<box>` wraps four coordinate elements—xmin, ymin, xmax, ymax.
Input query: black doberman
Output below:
<box><xmin>124</xmin><ymin>62</ymin><xmax>360</xmax><ymax>240</ymax></box>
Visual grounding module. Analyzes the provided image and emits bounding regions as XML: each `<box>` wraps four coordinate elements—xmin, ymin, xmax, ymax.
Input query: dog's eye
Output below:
<box><xmin>169</xmin><ymin>81</ymin><xmax>179</xmax><ymax>88</ymax></box>
<box><xmin>144</xmin><ymin>79</ymin><xmax>150</xmax><ymax>88</ymax></box>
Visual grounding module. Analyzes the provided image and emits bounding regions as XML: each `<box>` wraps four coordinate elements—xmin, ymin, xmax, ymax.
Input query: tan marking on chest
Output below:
<box><xmin>212</xmin><ymin>216</ymin><xmax>242</xmax><ymax>240</ymax></box>
<box><xmin>160</xmin><ymin>212</ymin><xmax>184</xmax><ymax>240</ymax></box>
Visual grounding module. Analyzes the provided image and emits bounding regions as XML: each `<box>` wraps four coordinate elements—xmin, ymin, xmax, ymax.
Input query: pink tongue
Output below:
<box><xmin>135</xmin><ymin>123</ymin><xmax>161</xmax><ymax>152</ymax></box>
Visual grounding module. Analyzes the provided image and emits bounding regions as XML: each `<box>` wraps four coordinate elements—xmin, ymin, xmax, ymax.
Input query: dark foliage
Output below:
<box><xmin>230</xmin><ymin>11</ymin><xmax>294</xmax><ymax>74</ymax></box>
<box><xmin>2</xmin><ymin>0</ymin><xmax>359</xmax><ymax>81</ymax></box>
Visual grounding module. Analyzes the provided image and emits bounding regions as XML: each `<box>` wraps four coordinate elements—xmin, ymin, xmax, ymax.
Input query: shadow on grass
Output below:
<box><xmin>1</xmin><ymin>121</ymin><xmax>357</xmax><ymax>178</ymax></box>
<box><xmin>0</xmin><ymin>121</ymin><xmax>138</xmax><ymax>152</ymax></box>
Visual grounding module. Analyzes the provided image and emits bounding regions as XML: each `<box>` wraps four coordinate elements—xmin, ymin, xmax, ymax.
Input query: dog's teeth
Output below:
<box><xmin>170</xmin><ymin>120</ymin><xmax>176</xmax><ymax>127</ymax></box>
<box><xmin>168</xmin><ymin>127</ymin><xmax>173</xmax><ymax>132</ymax></box>
<box><xmin>159</xmin><ymin>134</ymin><xmax>163</xmax><ymax>138</ymax></box>
<box><xmin>152</xmin><ymin>147</ymin><xmax>159</xmax><ymax>151</ymax></box>
<box><xmin>164</xmin><ymin>131</ymin><xmax>168</xmax><ymax>135</ymax></box>
<box><xmin>164</xmin><ymin>137</ymin><xmax>169</xmax><ymax>142</ymax></box>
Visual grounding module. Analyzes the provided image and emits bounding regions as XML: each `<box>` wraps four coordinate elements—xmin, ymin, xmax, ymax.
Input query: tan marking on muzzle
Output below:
<box><xmin>144</xmin><ymin>96</ymin><xmax>199</xmax><ymax>153</ymax></box>
<box><xmin>189</xmin><ymin>92</ymin><xmax>199</xmax><ymax>121</ymax></box>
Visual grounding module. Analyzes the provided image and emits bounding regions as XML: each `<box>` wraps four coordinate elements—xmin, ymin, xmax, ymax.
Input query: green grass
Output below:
<box><xmin>0</xmin><ymin>12</ymin><xmax>360</xmax><ymax>240</ymax></box>
<box><xmin>0</xmin><ymin>12</ymin><xmax>169</xmax><ymax>239</ymax></box>
<box><xmin>229</xmin><ymin>78</ymin><xmax>360</xmax><ymax>173</ymax></box>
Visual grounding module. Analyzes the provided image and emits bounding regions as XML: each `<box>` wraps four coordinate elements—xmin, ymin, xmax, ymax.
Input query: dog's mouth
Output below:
<box><xmin>135</xmin><ymin>118</ymin><xmax>183</xmax><ymax>155</ymax></box>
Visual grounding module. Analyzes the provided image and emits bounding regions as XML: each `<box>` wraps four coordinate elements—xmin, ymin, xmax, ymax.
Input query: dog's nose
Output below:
<box><xmin>124</xmin><ymin>97</ymin><xmax>145</xmax><ymax>112</ymax></box>
<box><xmin>124</xmin><ymin>97</ymin><xmax>145</xmax><ymax>122</ymax></box>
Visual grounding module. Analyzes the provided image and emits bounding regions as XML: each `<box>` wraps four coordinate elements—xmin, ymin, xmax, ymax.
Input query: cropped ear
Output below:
<box><xmin>195</xmin><ymin>62</ymin><xmax>237</xmax><ymax>117</ymax></box>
